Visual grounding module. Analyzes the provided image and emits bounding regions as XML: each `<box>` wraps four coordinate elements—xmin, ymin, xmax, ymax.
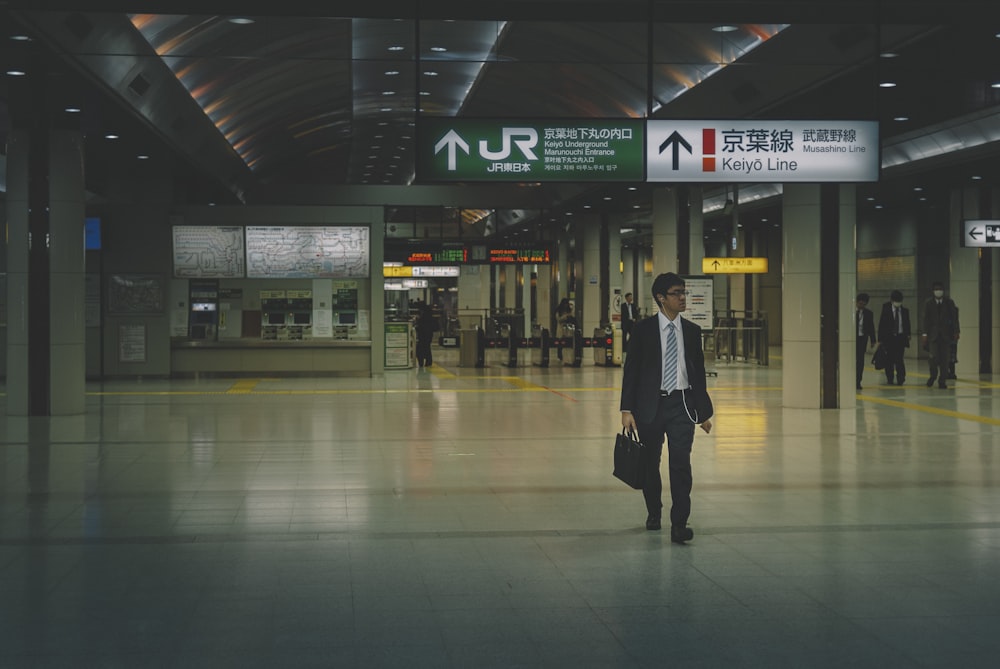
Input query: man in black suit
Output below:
<box><xmin>620</xmin><ymin>292</ymin><xmax>637</xmax><ymax>349</ymax></box>
<box><xmin>620</xmin><ymin>273</ymin><xmax>713</xmax><ymax>544</ymax></box>
<box><xmin>855</xmin><ymin>293</ymin><xmax>876</xmax><ymax>390</ymax></box>
<box><xmin>877</xmin><ymin>289</ymin><xmax>911</xmax><ymax>385</ymax></box>
<box><xmin>920</xmin><ymin>281</ymin><xmax>960</xmax><ymax>388</ymax></box>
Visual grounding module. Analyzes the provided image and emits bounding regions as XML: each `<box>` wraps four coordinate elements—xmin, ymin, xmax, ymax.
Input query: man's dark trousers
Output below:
<box><xmin>636</xmin><ymin>391</ymin><xmax>695</xmax><ymax>527</ymax></box>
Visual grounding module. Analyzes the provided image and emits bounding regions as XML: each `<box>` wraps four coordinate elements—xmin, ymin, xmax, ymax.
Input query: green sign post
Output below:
<box><xmin>417</xmin><ymin>118</ymin><xmax>645</xmax><ymax>182</ymax></box>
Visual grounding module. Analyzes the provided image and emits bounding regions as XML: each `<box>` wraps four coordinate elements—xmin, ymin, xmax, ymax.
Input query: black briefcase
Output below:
<box><xmin>872</xmin><ymin>346</ymin><xmax>888</xmax><ymax>370</ymax></box>
<box><xmin>613</xmin><ymin>429</ymin><xmax>645</xmax><ymax>490</ymax></box>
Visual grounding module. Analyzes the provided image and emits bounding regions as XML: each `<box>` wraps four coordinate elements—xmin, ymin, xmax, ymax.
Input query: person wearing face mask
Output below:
<box><xmin>877</xmin><ymin>290</ymin><xmax>911</xmax><ymax>385</ymax></box>
<box><xmin>921</xmin><ymin>281</ymin><xmax>960</xmax><ymax>388</ymax></box>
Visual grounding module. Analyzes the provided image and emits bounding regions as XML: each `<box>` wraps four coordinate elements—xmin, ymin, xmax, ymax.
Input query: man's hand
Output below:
<box><xmin>699</xmin><ymin>419</ymin><xmax>712</xmax><ymax>434</ymax></box>
<box><xmin>621</xmin><ymin>411</ymin><xmax>637</xmax><ymax>432</ymax></box>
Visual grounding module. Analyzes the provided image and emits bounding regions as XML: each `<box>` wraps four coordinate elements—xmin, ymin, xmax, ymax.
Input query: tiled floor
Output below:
<box><xmin>2</xmin><ymin>348</ymin><xmax>999</xmax><ymax>668</ymax></box>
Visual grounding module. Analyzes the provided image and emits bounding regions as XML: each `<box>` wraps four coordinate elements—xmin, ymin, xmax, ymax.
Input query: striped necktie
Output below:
<box><xmin>663</xmin><ymin>322</ymin><xmax>678</xmax><ymax>393</ymax></box>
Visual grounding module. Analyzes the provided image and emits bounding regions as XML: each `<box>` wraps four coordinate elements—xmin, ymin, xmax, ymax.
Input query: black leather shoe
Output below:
<box><xmin>926</xmin><ymin>378</ymin><xmax>935</xmax><ymax>387</ymax></box>
<box><xmin>645</xmin><ymin>515</ymin><xmax>661</xmax><ymax>531</ymax></box>
<box><xmin>938</xmin><ymin>382</ymin><xmax>948</xmax><ymax>389</ymax></box>
<box><xmin>670</xmin><ymin>526</ymin><xmax>694</xmax><ymax>544</ymax></box>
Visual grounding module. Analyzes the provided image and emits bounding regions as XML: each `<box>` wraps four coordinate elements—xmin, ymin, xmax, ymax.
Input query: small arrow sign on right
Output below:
<box><xmin>969</xmin><ymin>227</ymin><xmax>982</xmax><ymax>240</ymax></box>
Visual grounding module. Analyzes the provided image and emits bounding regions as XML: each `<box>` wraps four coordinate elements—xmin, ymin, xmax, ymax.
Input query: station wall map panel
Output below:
<box><xmin>246</xmin><ymin>226</ymin><xmax>370</xmax><ymax>279</ymax></box>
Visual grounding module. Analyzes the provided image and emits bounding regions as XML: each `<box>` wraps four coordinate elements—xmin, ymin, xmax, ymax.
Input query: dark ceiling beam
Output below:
<box><xmin>6</xmin><ymin>1</ymin><xmax>998</xmax><ymax>25</ymax></box>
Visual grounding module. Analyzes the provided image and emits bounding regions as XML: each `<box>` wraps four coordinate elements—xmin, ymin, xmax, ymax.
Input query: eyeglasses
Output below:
<box><xmin>665</xmin><ymin>290</ymin><xmax>689</xmax><ymax>297</ymax></box>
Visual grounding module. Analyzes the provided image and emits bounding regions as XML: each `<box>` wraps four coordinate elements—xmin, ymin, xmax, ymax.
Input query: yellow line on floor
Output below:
<box><xmin>227</xmin><ymin>379</ymin><xmax>261</xmax><ymax>394</ymax></box>
<box><xmin>428</xmin><ymin>365</ymin><xmax>457</xmax><ymax>380</ymax></box>
<box><xmin>503</xmin><ymin>377</ymin><xmax>547</xmax><ymax>391</ymax></box>
<box><xmin>858</xmin><ymin>394</ymin><xmax>1000</xmax><ymax>426</ymax></box>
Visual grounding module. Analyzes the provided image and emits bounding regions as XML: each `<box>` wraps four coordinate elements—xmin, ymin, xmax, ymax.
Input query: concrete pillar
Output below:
<box><xmin>369</xmin><ymin>205</ymin><xmax>385</xmax><ymax>375</ymax></box>
<box><xmin>689</xmin><ymin>187</ymin><xmax>705</xmax><ymax>277</ymax></box>
<box><xmin>950</xmin><ymin>188</ymin><xmax>981</xmax><ymax>377</ymax></box>
<box><xmin>782</xmin><ymin>184</ymin><xmax>856</xmax><ymax>409</ymax></box>
<box><xmin>6</xmin><ymin>128</ymin><xmax>86</xmax><ymax>416</ymax></box>
<box><xmin>837</xmin><ymin>186</ymin><xmax>858</xmax><ymax>409</ymax></box>
<box><xmin>580</xmin><ymin>213</ymin><xmax>601</xmax><ymax>334</ymax></box>
<box><xmin>608</xmin><ymin>219</ymin><xmax>622</xmax><ymax>328</ymax></box>
<box><xmin>651</xmin><ymin>187</ymin><xmax>679</xmax><ymax>275</ymax></box>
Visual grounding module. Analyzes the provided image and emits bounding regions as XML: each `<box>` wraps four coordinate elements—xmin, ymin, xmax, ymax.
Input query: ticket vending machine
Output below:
<box><xmin>189</xmin><ymin>280</ymin><xmax>219</xmax><ymax>340</ymax></box>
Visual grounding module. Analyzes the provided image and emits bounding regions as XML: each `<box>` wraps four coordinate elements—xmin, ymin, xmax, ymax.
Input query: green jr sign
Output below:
<box><xmin>417</xmin><ymin>118</ymin><xmax>645</xmax><ymax>182</ymax></box>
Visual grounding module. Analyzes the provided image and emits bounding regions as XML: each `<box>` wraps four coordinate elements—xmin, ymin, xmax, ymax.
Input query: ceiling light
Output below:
<box><xmin>423</xmin><ymin>71</ymin><xmax>439</xmax><ymax>76</ymax></box>
<box><xmin>137</xmin><ymin>154</ymin><xmax>149</xmax><ymax>160</ymax></box>
<box><xmin>913</xmin><ymin>186</ymin><xmax>923</xmax><ymax>191</ymax></box>
<box><xmin>64</xmin><ymin>107</ymin><xmax>81</xmax><ymax>113</ymax></box>
<box><xmin>381</xmin><ymin>91</ymin><xmax>395</xmax><ymax>96</ymax></box>
<box><xmin>879</xmin><ymin>82</ymin><xmax>897</xmax><ymax>88</ymax></box>
<box><xmin>992</xmin><ymin>83</ymin><xmax>1000</xmax><ymax>89</ymax></box>
<box><xmin>971</xmin><ymin>175</ymin><xmax>983</xmax><ymax>180</ymax></box>
<box><xmin>880</xmin><ymin>51</ymin><xmax>899</xmax><ymax>58</ymax></box>
<box><xmin>10</xmin><ymin>35</ymin><xmax>31</xmax><ymax>42</ymax></box>
<box><xmin>603</xmin><ymin>196</ymin><xmax>612</xmax><ymax>201</ymax></box>
<box><xmin>430</xmin><ymin>46</ymin><xmax>447</xmax><ymax>52</ymax></box>
<box><xmin>893</xmin><ymin>116</ymin><xmax>909</xmax><ymax>121</ymax></box>
<box><xmin>6</xmin><ymin>69</ymin><xmax>27</xmax><ymax>76</ymax></box>
<box><xmin>420</xmin><ymin>91</ymin><xmax>430</xmax><ymax>96</ymax></box>
<box><xmin>228</xmin><ymin>17</ymin><xmax>254</xmax><ymax>25</ymax></box>
<box><xmin>387</xmin><ymin>45</ymin><xmax>404</xmax><ymax>51</ymax></box>
<box><xmin>104</xmin><ymin>133</ymin><xmax>120</xmax><ymax>139</ymax></box>
<box><xmin>380</xmin><ymin>107</ymin><xmax>392</xmax><ymax>112</ymax></box>
<box><xmin>712</xmin><ymin>25</ymin><xmax>738</xmax><ymax>33</ymax></box>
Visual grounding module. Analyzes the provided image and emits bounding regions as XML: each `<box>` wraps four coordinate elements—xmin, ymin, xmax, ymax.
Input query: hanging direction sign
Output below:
<box><xmin>417</xmin><ymin>118</ymin><xmax>645</xmax><ymax>182</ymax></box>
<box><xmin>702</xmin><ymin>257</ymin><xmax>769</xmax><ymax>274</ymax></box>
<box><xmin>962</xmin><ymin>220</ymin><xmax>1000</xmax><ymax>248</ymax></box>
<box><xmin>647</xmin><ymin>120</ymin><xmax>879</xmax><ymax>182</ymax></box>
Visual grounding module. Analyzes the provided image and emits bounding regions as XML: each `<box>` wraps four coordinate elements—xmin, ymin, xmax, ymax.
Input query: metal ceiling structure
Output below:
<box><xmin>2</xmin><ymin>1</ymin><xmax>1000</xmax><ymax>243</ymax></box>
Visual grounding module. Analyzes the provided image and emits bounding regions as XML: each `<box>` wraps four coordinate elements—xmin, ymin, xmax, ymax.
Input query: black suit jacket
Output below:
<box><xmin>620</xmin><ymin>313</ymin><xmax>713</xmax><ymax>424</ymax></box>
<box><xmin>922</xmin><ymin>297</ymin><xmax>959</xmax><ymax>342</ymax></box>
<box><xmin>621</xmin><ymin>301</ymin><xmax>637</xmax><ymax>331</ymax></box>
<box><xmin>877</xmin><ymin>302</ymin><xmax>911</xmax><ymax>345</ymax></box>
<box><xmin>856</xmin><ymin>307</ymin><xmax>875</xmax><ymax>346</ymax></box>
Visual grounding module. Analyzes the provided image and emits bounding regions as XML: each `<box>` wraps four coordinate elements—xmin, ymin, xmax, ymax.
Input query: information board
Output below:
<box><xmin>417</xmin><ymin>118</ymin><xmax>645</xmax><ymax>182</ymax></box>
<box><xmin>172</xmin><ymin>226</ymin><xmax>245</xmax><ymax>278</ymax></box>
<box><xmin>246</xmin><ymin>226</ymin><xmax>370</xmax><ymax>279</ymax></box>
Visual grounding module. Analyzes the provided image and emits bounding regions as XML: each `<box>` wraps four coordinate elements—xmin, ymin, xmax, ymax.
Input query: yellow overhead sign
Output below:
<box><xmin>702</xmin><ymin>257</ymin><xmax>769</xmax><ymax>274</ymax></box>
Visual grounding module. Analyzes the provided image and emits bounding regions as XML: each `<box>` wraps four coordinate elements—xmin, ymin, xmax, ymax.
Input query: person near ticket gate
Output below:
<box><xmin>554</xmin><ymin>298</ymin><xmax>575</xmax><ymax>360</ymax></box>
<box><xmin>877</xmin><ymin>289</ymin><xmax>911</xmax><ymax>385</ymax></box>
<box><xmin>621</xmin><ymin>292</ymin><xmax>638</xmax><ymax>350</ymax></box>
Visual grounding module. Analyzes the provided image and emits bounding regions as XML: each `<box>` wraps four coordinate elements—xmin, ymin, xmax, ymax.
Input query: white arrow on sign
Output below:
<box><xmin>434</xmin><ymin>129</ymin><xmax>470</xmax><ymax>171</ymax></box>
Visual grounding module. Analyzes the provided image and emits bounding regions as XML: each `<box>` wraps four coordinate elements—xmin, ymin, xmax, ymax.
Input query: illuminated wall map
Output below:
<box><xmin>246</xmin><ymin>226</ymin><xmax>370</xmax><ymax>279</ymax></box>
<box><xmin>172</xmin><ymin>226</ymin><xmax>246</xmax><ymax>278</ymax></box>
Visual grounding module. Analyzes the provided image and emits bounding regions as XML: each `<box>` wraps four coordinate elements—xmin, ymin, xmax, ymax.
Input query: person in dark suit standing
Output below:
<box><xmin>620</xmin><ymin>292</ymin><xmax>637</xmax><ymax>350</ymax></box>
<box><xmin>620</xmin><ymin>273</ymin><xmax>713</xmax><ymax>544</ymax></box>
<box><xmin>920</xmin><ymin>281</ymin><xmax>960</xmax><ymax>388</ymax></box>
<box><xmin>877</xmin><ymin>289</ymin><xmax>911</xmax><ymax>385</ymax></box>
<box><xmin>855</xmin><ymin>293</ymin><xmax>877</xmax><ymax>390</ymax></box>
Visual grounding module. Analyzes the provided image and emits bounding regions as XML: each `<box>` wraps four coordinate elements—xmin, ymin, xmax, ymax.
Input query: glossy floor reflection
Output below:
<box><xmin>1</xmin><ymin>349</ymin><xmax>999</xmax><ymax>668</ymax></box>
